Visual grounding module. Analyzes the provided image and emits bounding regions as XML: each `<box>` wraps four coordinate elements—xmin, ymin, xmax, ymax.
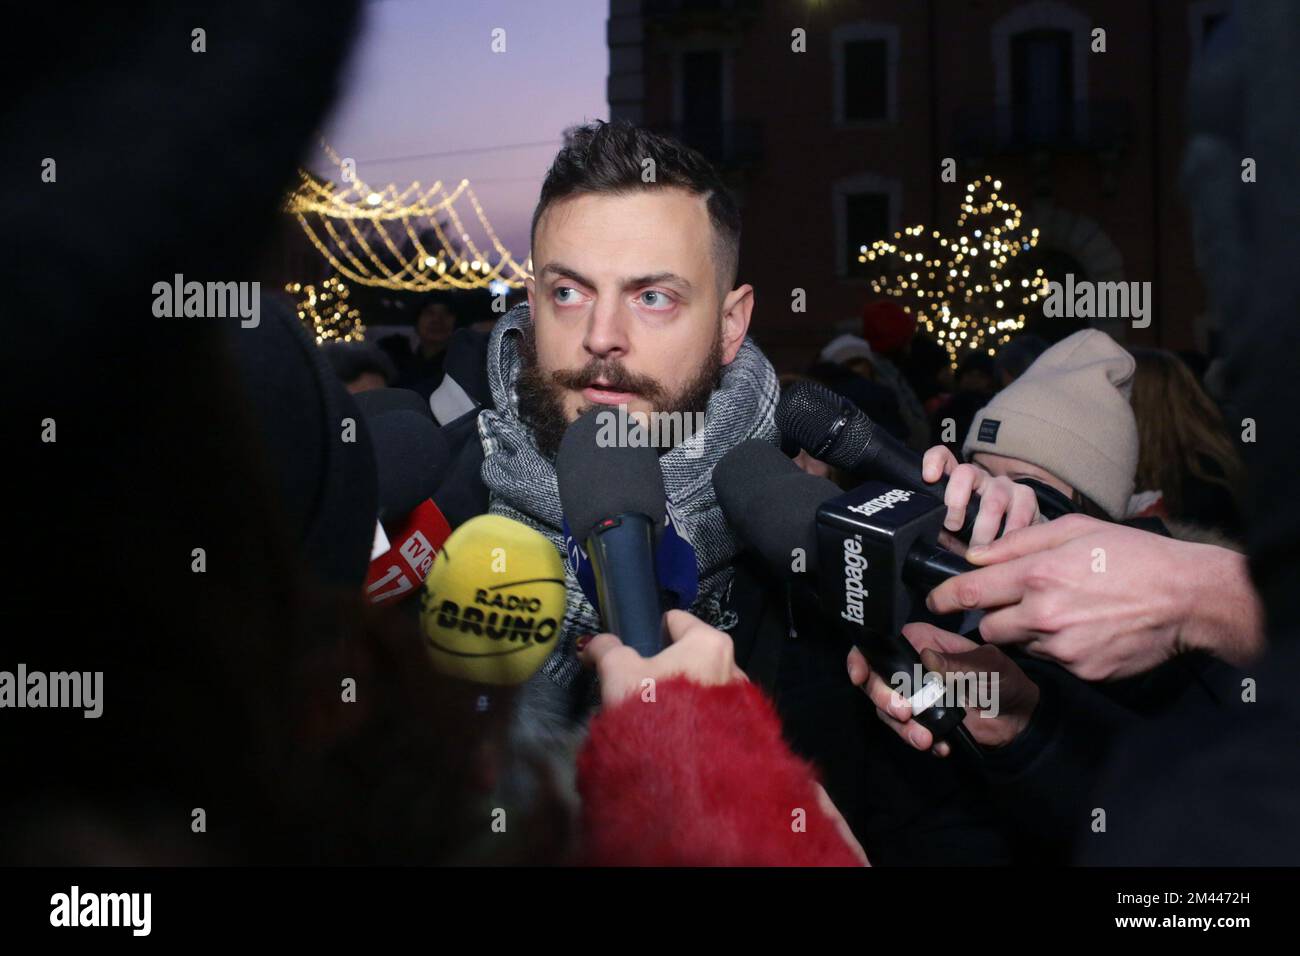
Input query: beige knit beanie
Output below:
<box><xmin>962</xmin><ymin>329</ymin><xmax>1138</xmax><ymax>518</ymax></box>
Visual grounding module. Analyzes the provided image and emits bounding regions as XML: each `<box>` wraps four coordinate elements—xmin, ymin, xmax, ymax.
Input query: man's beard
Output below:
<box><xmin>516</xmin><ymin>323</ymin><xmax>724</xmax><ymax>460</ymax></box>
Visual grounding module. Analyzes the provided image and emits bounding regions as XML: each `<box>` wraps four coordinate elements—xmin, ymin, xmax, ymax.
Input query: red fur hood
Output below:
<box><xmin>576</xmin><ymin>676</ymin><xmax>864</xmax><ymax>866</ymax></box>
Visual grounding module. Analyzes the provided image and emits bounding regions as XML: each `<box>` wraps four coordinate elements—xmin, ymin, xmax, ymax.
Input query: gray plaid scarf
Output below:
<box><xmin>478</xmin><ymin>303</ymin><xmax>780</xmax><ymax>689</ymax></box>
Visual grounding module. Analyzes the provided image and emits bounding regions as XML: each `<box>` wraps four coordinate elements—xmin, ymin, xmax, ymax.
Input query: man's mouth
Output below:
<box><xmin>580</xmin><ymin>380</ymin><xmax>639</xmax><ymax>405</ymax></box>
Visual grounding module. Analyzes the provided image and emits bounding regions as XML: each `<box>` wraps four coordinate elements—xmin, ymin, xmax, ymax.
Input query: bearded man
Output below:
<box><xmin>436</xmin><ymin>123</ymin><xmax>1008</xmax><ymax>856</ymax></box>
<box><xmin>477</xmin><ymin>121</ymin><xmax>776</xmax><ymax>711</ymax></box>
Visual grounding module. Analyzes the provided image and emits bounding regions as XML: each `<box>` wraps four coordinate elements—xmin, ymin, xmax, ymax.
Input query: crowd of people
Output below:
<box><xmin>7</xmin><ymin>0</ymin><xmax>1298</xmax><ymax>872</ymax></box>
<box><xmin>783</xmin><ymin>309</ymin><xmax>1245</xmax><ymax>544</ymax></box>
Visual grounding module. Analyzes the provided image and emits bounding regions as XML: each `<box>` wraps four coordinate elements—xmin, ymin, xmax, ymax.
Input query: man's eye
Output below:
<box><xmin>554</xmin><ymin>287</ymin><xmax>579</xmax><ymax>304</ymax></box>
<box><xmin>639</xmin><ymin>290</ymin><xmax>672</xmax><ymax>309</ymax></box>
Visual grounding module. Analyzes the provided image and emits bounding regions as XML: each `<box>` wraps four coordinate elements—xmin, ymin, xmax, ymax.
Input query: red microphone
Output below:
<box><xmin>364</xmin><ymin>499</ymin><xmax>452</xmax><ymax>604</ymax></box>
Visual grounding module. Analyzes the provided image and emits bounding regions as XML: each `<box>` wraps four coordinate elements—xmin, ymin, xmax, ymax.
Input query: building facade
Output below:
<box><xmin>608</xmin><ymin>0</ymin><xmax>1233</xmax><ymax>371</ymax></box>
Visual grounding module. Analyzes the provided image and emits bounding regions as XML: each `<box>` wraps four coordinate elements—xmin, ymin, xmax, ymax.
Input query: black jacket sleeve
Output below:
<box><xmin>974</xmin><ymin>652</ymin><xmax>1232</xmax><ymax>859</ymax></box>
<box><xmin>975</xmin><ymin>656</ymin><xmax>1133</xmax><ymax>859</ymax></box>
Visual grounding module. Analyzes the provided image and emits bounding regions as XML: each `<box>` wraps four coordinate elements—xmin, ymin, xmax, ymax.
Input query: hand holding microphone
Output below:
<box><xmin>778</xmin><ymin>380</ymin><xmax>1039</xmax><ymax>548</ymax></box>
<box><xmin>714</xmin><ymin>440</ymin><xmax>977</xmax><ymax>749</ymax></box>
<box><xmin>847</xmin><ymin>624</ymin><xmax>1041</xmax><ymax>757</ymax></box>
<box><xmin>577</xmin><ymin>609</ymin><xmax>747</xmax><ymax>708</ymax></box>
<box><xmin>920</xmin><ymin>444</ymin><xmax>1040</xmax><ymax>552</ymax></box>
<box><xmin>927</xmin><ymin>515</ymin><xmax>1266</xmax><ymax>680</ymax></box>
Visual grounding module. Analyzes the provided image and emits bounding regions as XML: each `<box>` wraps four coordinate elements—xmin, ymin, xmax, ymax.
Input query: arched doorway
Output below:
<box><xmin>1013</xmin><ymin>202</ymin><xmax>1127</xmax><ymax>343</ymax></box>
<box><xmin>1009</xmin><ymin>246</ymin><xmax>1089</xmax><ymax>343</ymax></box>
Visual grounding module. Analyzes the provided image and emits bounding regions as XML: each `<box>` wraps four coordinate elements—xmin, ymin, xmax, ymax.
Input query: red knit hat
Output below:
<box><xmin>861</xmin><ymin>300</ymin><xmax>916</xmax><ymax>356</ymax></box>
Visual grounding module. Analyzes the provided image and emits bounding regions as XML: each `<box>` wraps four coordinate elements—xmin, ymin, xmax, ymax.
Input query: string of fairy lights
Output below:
<box><xmin>286</xmin><ymin>143</ymin><xmax>1045</xmax><ymax>363</ymax></box>
<box><xmin>285</xmin><ymin>138</ymin><xmax>532</xmax><ymax>296</ymax></box>
<box><xmin>860</xmin><ymin>175</ymin><xmax>1050</xmax><ymax>367</ymax></box>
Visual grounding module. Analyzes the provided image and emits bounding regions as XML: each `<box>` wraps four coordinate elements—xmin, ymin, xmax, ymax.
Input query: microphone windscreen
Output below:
<box><xmin>777</xmin><ymin>379</ymin><xmax>878</xmax><ymax>469</ymax></box>
<box><xmin>713</xmin><ymin>439</ymin><xmax>839</xmax><ymax>578</ymax></box>
<box><xmin>556</xmin><ymin>408</ymin><xmax>667</xmax><ymax>543</ymax></box>
<box><xmin>419</xmin><ymin>514</ymin><xmax>567</xmax><ymax>686</ymax></box>
<box><xmin>368</xmin><ymin>410</ymin><xmax>451</xmax><ymax>522</ymax></box>
<box><xmin>431</xmin><ymin>412</ymin><xmax>489</xmax><ymax>528</ymax></box>
<box><xmin>354</xmin><ymin>387</ymin><xmax>434</xmax><ymax>421</ymax></box>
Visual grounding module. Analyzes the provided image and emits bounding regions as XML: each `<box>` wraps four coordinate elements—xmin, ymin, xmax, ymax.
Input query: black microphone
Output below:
<box><xmin>556</xmin><ymin>409</ymin><xmax>667</xmax><ymax>658</ymax></box>
<box><xmin>778</xmin><ymin>380</ymin><xmax>1002</xmax><ymax>542</ymax></box>
<box><xmin>366</xmin><ymin>409</ymin><xmax>452</xmax><ymax>529</ymax></box>
<box><xmin>714</xmin><ymin>440</ymin><xmax>977</xmax><ymax>749</ymax></box>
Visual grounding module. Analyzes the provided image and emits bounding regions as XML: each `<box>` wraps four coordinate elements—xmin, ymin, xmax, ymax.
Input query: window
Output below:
<box><xmin>1011</xmin><ymin>29</ymin><xmax>1073</xmax><ymax>146</ymax></box>
<box><xmin>832</xmin><ymin>23</ymin><xmax>899</xmax><ymax>126</ymax></box>
<box><xmin>844</xmin><ymin>193</ymin><xmax>890</xmax><ymax>278</ymax></box>
<box><xmin>835</xmin><ymin>173</ymin><xmax>899</xmax><ymax>279</ymax></box>
<box><xmin>681</xmin><ymin>50</ymin><xmax>723</xmax><ymax>133</ymax></box>
<box><xmin>673</xmin><ymin>47</ymin><xmax>731</xmax><ymax>161</ymax></box>
<box><xmin>991</xmin><ymin>3</ymin><xmax>1090</xmax><ymax>145</ymax></box>
<box><xmin>843</xmin><ymin>39</ymin><xmax>888</xmax><ymax>122</ymax></box>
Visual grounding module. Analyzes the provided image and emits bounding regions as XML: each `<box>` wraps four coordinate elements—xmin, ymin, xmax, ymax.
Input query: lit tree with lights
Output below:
<box><xmin>286</xmin><ymin>275</ymin><xmax>365</xmax><ymax>344</ymax></box>
<box><xmin>859</xmin><ymin>175</ymin><xmax>1050</xmax><ymax>367</ymax></box>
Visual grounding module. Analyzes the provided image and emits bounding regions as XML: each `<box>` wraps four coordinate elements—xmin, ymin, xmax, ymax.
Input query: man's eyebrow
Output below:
<box><xmin>539</xmin><ymin>264</ymin><xmax>693</xmax><ymax>293</ymax></box>
<box><xmin>627</xmin><ymin>271</ymin><xmax>692</xmax><ymax>292</ymax></box>
<box><xmin>539</xmin><ymin>263</ymin><xmax>597</xmax><ymax>287</ymax></box>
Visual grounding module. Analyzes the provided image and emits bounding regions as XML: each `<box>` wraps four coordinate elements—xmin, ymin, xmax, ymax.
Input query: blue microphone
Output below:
<box><xmin>556</xmin><ymin>409</ymin><xmax>671</xmax><ymax>657</ymax></box>
<box><xmin>563</xmin><ymin>501</ymin><xmax>699</xmax><ymax>614</ymax></box>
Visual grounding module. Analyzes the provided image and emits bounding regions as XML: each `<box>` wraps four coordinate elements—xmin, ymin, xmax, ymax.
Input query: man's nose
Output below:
<box><xmin>583</xmin><ymin>298</ymin><xmax>630</xmax><ymax>359</ymax></box>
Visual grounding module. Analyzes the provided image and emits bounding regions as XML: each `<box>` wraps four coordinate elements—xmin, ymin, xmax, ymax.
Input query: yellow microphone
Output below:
<box><xmin>418</xmin><ymin>514</ymin><xmax>567</xmax><ymax>686</ymax></box>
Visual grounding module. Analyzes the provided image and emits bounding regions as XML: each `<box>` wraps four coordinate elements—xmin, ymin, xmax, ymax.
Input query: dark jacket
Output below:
<box><xmin>975</xmin><ymin>650</ymin><xmax>1236</xmax><ymax>862</ymax></box>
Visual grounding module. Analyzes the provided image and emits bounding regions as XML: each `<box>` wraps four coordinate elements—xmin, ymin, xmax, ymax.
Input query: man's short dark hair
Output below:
<box><xmin>530</xmin><ymin>120</ymin><xmax>742</xmax><ymax>290</ymax></box>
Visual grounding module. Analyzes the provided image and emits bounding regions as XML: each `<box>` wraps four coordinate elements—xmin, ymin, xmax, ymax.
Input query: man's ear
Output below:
<box><xmin>719</xmin><ymin>283</ymin><xmax>754</xmax><ymax>364</ymax></box>
<box><xmin>525</xmin><ymin>276</ymin><xmax>536</xmax><ymax>314</ymax></box>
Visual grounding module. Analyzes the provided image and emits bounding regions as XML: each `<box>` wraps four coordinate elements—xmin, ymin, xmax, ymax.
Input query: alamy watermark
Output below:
<box><xmin>50</xmin><ymin>886</ymin><xmax>150</xmax><ymax>936</ymax></box>
<box><xmin>1042</xmin><ymin>273</ymin><xmax>1151</xmax><ymax>329</ymax></box>
<box><xmin>890</xmin><ymin>664</ymin><xmax>1000</xmax><ymax>718</ymax></box>
<box><xmin>593</xmin><ymin>404</ymin><xmax>707</xmax><ymax>459</ymax></box>
<box><xmin>151</xmin><ymin>273</ymin><xmax>260</xmax><ymax>327</ymax></box>
<box><xmin>0</xmin><ymin>665</ymin><xmax>103</xmax><ymax>718</ymax></box>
